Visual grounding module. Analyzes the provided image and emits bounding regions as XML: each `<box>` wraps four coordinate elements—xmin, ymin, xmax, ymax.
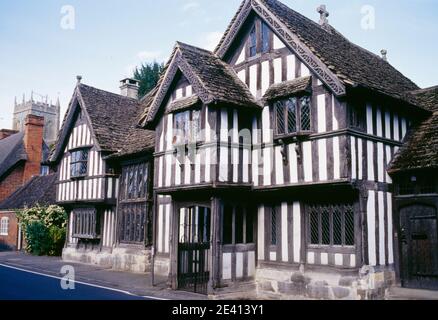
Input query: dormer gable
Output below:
<box><xmin>140</xmin><ymin>42</ymin><xmax>260</xmax><ymax>128</ymax></box>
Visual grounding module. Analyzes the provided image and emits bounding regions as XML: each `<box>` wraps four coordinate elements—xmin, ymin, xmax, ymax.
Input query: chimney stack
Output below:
<box><xmin>22</xmin><ymin>114</ymin><xmax>44</xmax><ymax>182</ymax></box>
<box><xmin>120</xmin><ymin>78</ymin><xmax>140</xmax><ymax>99</ymax></box>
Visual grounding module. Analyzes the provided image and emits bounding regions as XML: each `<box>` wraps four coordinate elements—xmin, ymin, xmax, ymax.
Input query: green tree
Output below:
<box><xmin>133</xmin><ymin>61</ymin><xmax>164</xmax><ymax>98</ymax></box>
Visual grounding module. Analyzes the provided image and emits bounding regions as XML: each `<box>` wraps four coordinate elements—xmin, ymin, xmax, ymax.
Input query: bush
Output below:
<box><xmin>47</xmin><ymin>225</ymin><xmax>66</xmax><ymax>256</ymax></box>
<box><xmin>25</xmin><ymin>221</ymin><xmax>50</xmax><ymax>256</ymax></box>
<box><xmin>17</xmin><ymin>205</ymin><xmax>67</xmax><ymax>256</ymax></box>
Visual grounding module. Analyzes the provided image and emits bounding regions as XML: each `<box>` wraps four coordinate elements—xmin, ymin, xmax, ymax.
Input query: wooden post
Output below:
<box><xmin>209</xmin><ymin>196</ymin><xmax>221</xmax><ymax>293</ymax></box>
<box><xmin>170</xmin><ymin>200</ymin><xmax>178</xmax><ymax>290</ymax></box>
<box><xmin>359</xmin><ymin>188</ymin><xmax>369</xmax><ymax>266</ymax></box>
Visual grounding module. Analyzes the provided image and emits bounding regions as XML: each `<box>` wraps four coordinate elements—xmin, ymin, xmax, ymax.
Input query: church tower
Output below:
<box><xmin>12</xmin><ymin>92</ymin><xmax>60</xmax><ymax>146</ymax></box>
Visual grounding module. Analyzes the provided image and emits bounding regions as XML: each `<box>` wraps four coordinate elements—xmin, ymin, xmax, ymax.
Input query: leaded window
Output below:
<box><xmin>261</xmin><ymin>22</ymin><xmax>270</xmax><ymax>53</ymax></box>
<box><xmin>173</xmin><ymin>109</ymin><xmax>201</xmax><ymax>145</ymax></box>
<box><xmin>271</xmin><ymin>206</ymin><xmax>278</xmax><ymax>246</ymax></box>
<box><xmin>121</xmin><ymin>162</ymin><xmax>148</xmax><ymax>201</ymax></box>
<box><xmin>249</xmin><ymin>27</ymin><xmax>257</xmax><ymax>57</ymax></box>
<box><xmin>222</xmin><ymin>204</ymin><xmax>254</xmax><ymax>245</ymax></box>
<box><xmin>274</xmin><ymin>96</ymin><xmax>312</xmax><ymax>136</ymax></box>
<box><xmin>300</xmin><ymin>96</ymin><xmax>311</xmax><ymax>131</ymax></box>
<box><xmin>308</xmin><ymin>203</ymin><xmax>355</xmax><ymax>247</ymax></box>
<box><xmin>70</xmin><ymin>149</ymin><xmax>89</xmax><ymax>178</ymax></box>
<box><xmin>72</xmin><ymin>208</ymin><xmax>100</xmax><ymax>239</ymax></box>
<box><xmin>118</xmin><ymin>161</ymin><xmax>151</xmax><ymax>245</ymax></box>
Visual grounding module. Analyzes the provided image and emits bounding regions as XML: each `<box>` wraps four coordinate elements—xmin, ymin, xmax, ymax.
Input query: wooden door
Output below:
<box><xmin>400</xmin><ymin>204</ymin><xmax>438</xmax><ymax>290</ymax></box>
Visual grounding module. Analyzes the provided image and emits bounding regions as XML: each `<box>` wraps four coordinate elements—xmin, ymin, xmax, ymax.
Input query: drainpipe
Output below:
<box><xmin>18</xmin><ymin>222</ymin><xmax>22</xmax><ymax>251</ymax></box>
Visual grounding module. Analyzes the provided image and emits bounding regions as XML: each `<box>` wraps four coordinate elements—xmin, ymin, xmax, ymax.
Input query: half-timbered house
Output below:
<box><xmin>139</xmin><ymin>0</ymin><xmax>434</xmax><ymax>298</ymax></box>
<box><xmin>50</xmin><ymin>78</ymin><xmax>155</xmax><ymax>272</ymax></box>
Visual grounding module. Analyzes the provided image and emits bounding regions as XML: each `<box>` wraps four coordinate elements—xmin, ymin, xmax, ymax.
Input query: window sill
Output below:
<box><xmin>70</xmin><ymin>175</ymin><xmax>87</xmax><ymax>181</ymax></box>
<box><xmin>307</xmin><ymin>245</ymin><xmax>355</xmax><ymax>254</ymax></box>
<box><xmin>72</xmin><ymin>235</ymin><xmax>101</xmax><ymax>240</ymax></box>
<box><xmin>274</xmin><ymin>132</ymin><xmax>312</xmax><ymax>143</ymax></box>
<box><xmin>0</xmin><ymin>233</ymin><xmax>8</xmax><ymax>236</ymax></box>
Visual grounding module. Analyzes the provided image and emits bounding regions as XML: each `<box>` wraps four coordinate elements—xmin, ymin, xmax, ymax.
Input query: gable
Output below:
<box><xmin>228</xmin><ymin>14</ymin><xmax>290</xmax><ymax>66</ymax></box>
<box><xmin>50</xmin><ymin>94</ymin><xmax>98</xmax><ymax>164</ymax></box>
<box><xmin>215</xmin><ymin>0</ymin><xmax>345</xmax><ymax>97</ymax></box>
<box><xmin>142</xmin><ymin>42</ymin><xmax>259</xmax><ymax>128</ymax></box>
<box><xmin>226</xmin><ymin>14</ymin><xmax>313</xmax><ymax>99</ymax></box>
<box><xmin>65</xmin><ymin>108</ymin><xmax>94</xmax><ymax>153</ymax></box>
<box><xmin>162</xmin><ymin>72</ymin><xmax>199</xmax><ymax>114</ymax></box>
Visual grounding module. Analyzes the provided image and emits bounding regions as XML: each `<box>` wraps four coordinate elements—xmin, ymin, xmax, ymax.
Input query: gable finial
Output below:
<box><xmin>317</xmin><ymin>4</ymin><xmax>329</xmax><ymax>26</ymax></box>
<box><xmin>76</xmin><ymin>75</ymin><xmax>82</xmax><ymax>84</ymax></box>
<box><xmin>381</xmin><ymin>49</ymin><xmax>388</xmax><ymax>62</ymax></box>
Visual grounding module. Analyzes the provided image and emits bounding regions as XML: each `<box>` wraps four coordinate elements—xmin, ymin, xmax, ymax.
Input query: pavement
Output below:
<box><xmin>0</xmin><ymin>251</ymin><xmax>206</xmax><ymax>300</ymax></box>
<box><xmin>1</xmin><ymin>251</ymin><xmax>437</xmax><ymax>300</ymax></box>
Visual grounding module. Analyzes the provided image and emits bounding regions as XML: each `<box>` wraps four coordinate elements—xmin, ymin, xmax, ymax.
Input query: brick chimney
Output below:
<box><xmin>22</xmin><ymin>114</ymin><xmax>44</xmax><ymax>183</ymax></box>
<box><xmin>0</xmin><ymin>129</ymin><xmax>19</xmax><ymax>140</ymax></box>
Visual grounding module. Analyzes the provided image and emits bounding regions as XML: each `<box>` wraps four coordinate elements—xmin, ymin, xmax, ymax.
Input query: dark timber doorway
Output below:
<box><xmin>400</xmin><ymin>204</ymin><xmax>438</xmax><ymax>290</ymax></box>
<box><xmin>177</xmin><ymin>206</ymin><xmax>211</xmax><ymax>294</ymax></box>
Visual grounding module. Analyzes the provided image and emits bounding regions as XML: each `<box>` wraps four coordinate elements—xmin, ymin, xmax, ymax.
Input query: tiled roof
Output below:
<box><xmin>216</xmin><ymin>0</ymin><xmax>420</xmax><ymax>103</ymax></box>
<box><xmin>0</xmin><ymin>132</ymin><xmax>27</xmax><ymax>179</ymax></box>
<box><xmin>109</xmin><ymin>90</ymin><xmax>156</xmax><ymax>159</ymax></box>
<box><xmin>264</xmin><ymin>76</ymin><xmax>312</xmax><ymax>101</ymax></box>
<box><xmin>168</xmin><ymin>95</ymin><xmax>201</xmax><ymax>113</ymax></box>
<box><xmin>51</xmin><ymin>84</ymin><xmax>155</xmax><ymax>162</ymax></box>
<box><xmin>139</xmin><ymin>42</ymin><xmax>260</xmax><ymax>126</ymax></box>
<box><xmin>0</xmin><ymin>132</ymin><xmax>49</xmax><ymax>180</ymax></box>
<box><xmin>390</xmin><ymin>86</ymin><xmax>438</xmax><ymax>173</ymax></box>
<box><xmin>0</xmin><ymin>174</ymin><xmax>57</xmax><ymax>210</ymax></box>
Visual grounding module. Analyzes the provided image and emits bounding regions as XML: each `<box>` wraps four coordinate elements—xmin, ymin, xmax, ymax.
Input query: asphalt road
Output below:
<box><xmin>0</xmin><ymin>264</ymin><xmax>148</xmax><ymax>300</ymax></box>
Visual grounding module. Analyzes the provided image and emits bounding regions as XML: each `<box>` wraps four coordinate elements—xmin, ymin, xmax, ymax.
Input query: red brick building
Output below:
<box><xmin>0</xmin><ymin>174</ymin><xmax>57</xmax><ymax>251</ymax></box>
<box><xmin>0</xmin><ymin>115</ymin><xmax>47</xmax><ymax>203</ymax></box>
<box><xmin>0</xmin><ymin>114</ymin><xmax>51</xmax><ymax>251</ymax></box>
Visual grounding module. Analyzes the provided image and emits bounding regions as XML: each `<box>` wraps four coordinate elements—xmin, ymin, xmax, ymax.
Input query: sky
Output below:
<box><xmin>0</xmin><ymin>0</ymin><xmax>437</xmax><ymax>130</ymax></box>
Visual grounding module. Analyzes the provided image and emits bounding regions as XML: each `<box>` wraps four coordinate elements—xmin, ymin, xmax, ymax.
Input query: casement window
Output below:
<box><xmin>261</xmin><ymin>22</ymin><xmax>270</xmax><ymax>53</ymax></box>
<box><xmin>120</xmin><ymin>162</ymin><xmax>149</xmax><ymax>201</ymax></box>
<box><xmin>249</xmin><ymin>27</ymin><xmax>257</xmax><ymax>57</ymax></box>
<box><xmin>270</xmin><ymin>206</ymin><xmax>278</xmax><ymax>246</ymax></box>
<box><xmin>222</xmin><ymin>204</ymin><xmax>254</xmax><ymax>245</ymax></box>
<box><xmin>274</xmin><ymin>96</ymin><xmax>312</xmax><ymax>136</ymax></box>
<box><xmin>70</xmin><ymin>149</ymin><xmax>89</xmax><ymax>178</ymax></box>
<box><xmin>118</xmin><ymin>162</ymin><xmax>151</xmax><ymax>244</ymax></box>
<box><xmin>72</xmin><ymin>208</ymin><xmax>100</xmax><ymax>239</ymax></box>
<box><xmin>173</xmin><ymin>109</ymin><xmax>201</xmax><ymax>145</ymax></box>
<box><xmin>40</xmin><ymin>165</ymin><xmax>49</xmax><ymax>176</ymax></box>
<box><xmin>0</xmin><ymin>217</ymin><xmax>9</xmax><ymax>236</ymax></box>
<box><xmin>308</xmin><ymin>204</ymin><xmax>355</xmax><ymax>247</ymax></box>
